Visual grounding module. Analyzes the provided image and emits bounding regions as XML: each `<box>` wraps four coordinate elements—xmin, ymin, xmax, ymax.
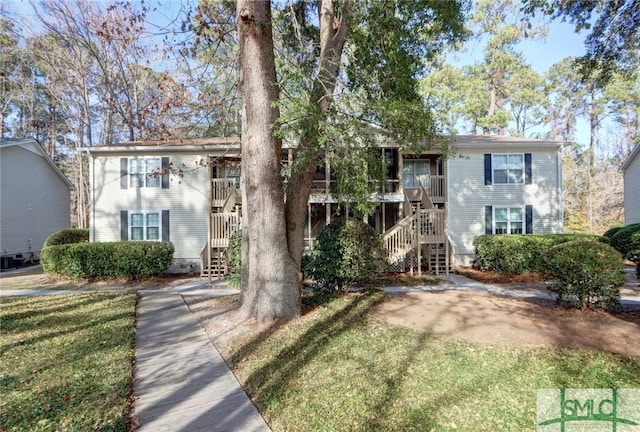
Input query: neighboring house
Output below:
<box><xmin>86</xmin><ymin>135</ymin><xmax>564</xmax><ymax>275</ymax></box>
<box><xmin>0</xmin><ymin>138</ymin><xmax>72</xmax><ymax>265</ymax></box>
<box><xmin>621</xmin><ymin>143</ymin><xmax>640</xmax><ymax>225</ymax></box>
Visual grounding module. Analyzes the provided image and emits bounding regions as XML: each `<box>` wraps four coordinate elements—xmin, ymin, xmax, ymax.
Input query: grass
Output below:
<box><xmin>0</xmin><ymin>293</ymin><xmax>136</xmax><ymax>432</ymax></box>
<box><xmin>223</xmin><ymin>291</ymin><xmax>640</xmax><ymax>432</ymax></box>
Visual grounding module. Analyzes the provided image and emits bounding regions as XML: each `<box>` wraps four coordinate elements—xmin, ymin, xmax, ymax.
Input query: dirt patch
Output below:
<box><xmin>375</xmin><ymin>269</ymin><xmax>639</xmax><ymax>356</ymax></box>
<box><xmin>185</xmin><ymin>296</ymin><xmax>263</xmax><ymax>355</ymax></box>
<box><xmin>375</xmin><ymin>290</ymin><xmax>640</xmax><ymax>356</ymax></box>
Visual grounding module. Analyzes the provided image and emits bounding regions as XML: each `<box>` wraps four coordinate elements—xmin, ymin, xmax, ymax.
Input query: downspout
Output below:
<box><xmin>208</xmin><ymin>162</ymin><xmax>212</xmax><ymax>284</ymax></box>
<box><xmin>557</xmin><ymin>145</ymin><xmax>564</xmax><ymax>233</ymax></box>
<box><xmin>89</xmin><ymin>151</ymin><xmax>95</xmax><ymax>242</ymax></box>
<box><xmin>444</xmin><ymin>158</ymin><xmax>449</xmax><ymax>277</ymax></box>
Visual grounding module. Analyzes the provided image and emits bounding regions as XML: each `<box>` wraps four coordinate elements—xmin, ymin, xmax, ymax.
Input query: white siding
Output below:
<box><xmin>0</xmin><ymin>145</ymin><xmax>71</xmax><ymax>257</ymax></box>
<box><xmin>91</xmin><ymin>153</ymin><xmax>210</xmax><ymax>271</ymax></box>
<box><xmin>447</xmin><ymin>147</ymin><xmax>562</xmax><ymax>265</ymax></box>
<box><xmin>624</xmin><ymin>153</ymin><xmax>640</xmax><ymax>224</ymax></box>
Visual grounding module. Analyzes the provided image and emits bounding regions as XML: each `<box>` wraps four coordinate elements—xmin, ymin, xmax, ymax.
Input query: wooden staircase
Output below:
<box><xmin>201</xmin><ymin>178</ymin><xmax>241</xmax><ymax>278</ymax></box>
<box><xmin>427</xmin><ymin>243</ymin><xmax>454</xmax><ymax>274</ymax></box>
<box><xmin>200</xmin><ymin>248</ymin><xmax>229</xmax><ymax>277</ymax></box>
<box><xmin>383</xmin><ymin>176</ymin><xmax>453</xmax><ymax>276</ymax></box>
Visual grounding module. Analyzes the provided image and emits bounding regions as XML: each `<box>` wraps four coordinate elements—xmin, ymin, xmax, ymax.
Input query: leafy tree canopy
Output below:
<box><xmin>522</xmin><ymin>0</ymin><xmax>639</xmax><ymax>83</ymax></box>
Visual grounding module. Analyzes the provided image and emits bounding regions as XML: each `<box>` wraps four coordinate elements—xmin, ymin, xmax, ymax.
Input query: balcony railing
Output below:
<box><xmin>212</xmin><ymin>178</ymin><xmax>237</xmax><ymax>207</ymax></box>
<box><xmin>310</xmin><ymin>179</ymin><xmax>401</xmax><ymax>194</ymax></box>
<box><xmin>417</xmin><ymin>175</ymin><xmax>445</xmax><ymax>203</ymax></box>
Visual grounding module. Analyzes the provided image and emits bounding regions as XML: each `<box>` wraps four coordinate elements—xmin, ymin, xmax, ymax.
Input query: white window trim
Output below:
<box><xmin>493</xmin><ymin>205</ymin><xmax>524</xmax><ymax>235</ymax></box>
<box><xmin>129</xmin><ymin>157</ymin><xmax>161</xmax><ymax>189</ymax></box>
<box><xmin>129</xmin><ymin>210</ymin><xmax>162</xmax><ymax>241</ymax></box>
<box><xmin>492</xmin><ymin>153</ymin><xmax>524</xmax><ymax>185</ymax></box>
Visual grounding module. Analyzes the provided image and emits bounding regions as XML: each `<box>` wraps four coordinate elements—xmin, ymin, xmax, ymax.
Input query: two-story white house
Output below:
<box><xmin>86</xmin><ymin>135</ymin><xmax>564</xmax><ymax>275</ymax></box>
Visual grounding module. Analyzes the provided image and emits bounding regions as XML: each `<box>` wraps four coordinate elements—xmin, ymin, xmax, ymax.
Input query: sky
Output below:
<box><xmin>449</xmin><ymin>17</ymin><xmax>591</xmax><ymax>145</ymax></box>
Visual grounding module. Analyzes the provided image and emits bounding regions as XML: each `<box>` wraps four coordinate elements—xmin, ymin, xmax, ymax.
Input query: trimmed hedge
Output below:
<box><xmin>609</xmin><ymin>223</ymin><xmax>640</xmax><ymax>258</ymax></box>
<box><xmin>43</xmin><ymin>228</ymin><xmax>89</xmax><ymax>247</ymax></box>
<box><xmin>473</xmin><ymin>233</ymin><xmax>606</xmax><ymax>275</ymax></box>
<box><xmin>308</xmin><ymin>217</ymin><xmax>388</xmax><ymax>292</ymax></box>
<box><xmin>542</xmin><ymin>240</ymin><xmax>624</xmax><ymax>309</ymax></box>
<box><xmin>41</xmin><ymin>241</ymin><xmax>174</xmax><ymax>279</ymax></box>
<box><xmin>602</xmin><ymin>226</ymin><xmax>624</xmax><ymax>239</ymax></box>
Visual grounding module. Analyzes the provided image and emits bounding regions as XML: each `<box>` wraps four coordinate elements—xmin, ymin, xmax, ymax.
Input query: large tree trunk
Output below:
<box><xmin>237</xmin><ymin>0</ymin><xmax>300</xmax><ymax>323</ymax></box>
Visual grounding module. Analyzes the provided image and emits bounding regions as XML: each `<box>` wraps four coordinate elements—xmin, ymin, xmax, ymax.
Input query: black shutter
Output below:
<box><xmin>485</xmin><ymin>205</ymin><xmax>493</xmax><ymax>235</ymax></box>
<box><xmin>524</xmin><ymin>153</ymin><xmax>532</xmax><ymax>184</ymax></box>
<box><xmin>120</xmin><ymin>210</ymin><xmax>128</xmax><ymax>240</ymax></box>
<box><xmin>161</xmin><ymin>157</ymin><xmax>170</xmax><ymax>189</ymax></box>
<box><xmin>484</xmin><ymin>154</ymin><xmax>492</xmax><ymax>185</ymax></box>
<box><xmin>162</xmin><ymin>210</ymin><xmax>170</xmax><ymax>241</ymax></box>
<box><xmin>120</xmin><ymin>158</ymin><xmax>128</xmax><ymax>189</ymax></box>
<box><xmin>525</xmin><ymin>205</ymin><xmax>533</xmax><ymax>234</ymax></box>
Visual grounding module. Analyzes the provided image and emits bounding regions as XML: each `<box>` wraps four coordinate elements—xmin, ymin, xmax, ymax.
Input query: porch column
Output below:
<box><xmin>308</xmin><ymin>203</ymin><xmax>312</xmax><ymax>250</ymax></box>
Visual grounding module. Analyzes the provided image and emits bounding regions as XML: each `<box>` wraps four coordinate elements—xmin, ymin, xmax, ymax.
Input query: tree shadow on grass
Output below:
<box><xmin>228</xmin><ymin>290</ymin><xmax>387</xmax><ymax>407</ymax></box>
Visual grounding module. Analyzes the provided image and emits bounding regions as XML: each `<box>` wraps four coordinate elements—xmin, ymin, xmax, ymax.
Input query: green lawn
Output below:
<box><xmin>225</xmin><ymin>291</ymin><xmax>640</xmax><ymax>432</ymax></box>
<box><xmin>0</xmin><ymin>294</ymin><xmax>136</xmax><ymax>432</ymax></box>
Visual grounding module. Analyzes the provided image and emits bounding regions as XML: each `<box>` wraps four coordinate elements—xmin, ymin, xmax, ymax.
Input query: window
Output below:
<box><xmin>493</xmin><ymin>154</ymin><xmax>523</xmax><ymax>184</ymax></box>
<box><xmin>494</xmin><ymin>207</ymin><xmax>523</xmax><ymax>234</ymax></box>
<box><xmin>129</xmin><ymin>158</ymin><xmax>161</xmax><ymax>188</ymax></box>
<box><xmin>227</xmin><ymin>166</ymin><xmax>241</xmax><ymax>188</ymax></box>
<box><xmin>121</xmin><ymin>210</ymin><xmax>169</xmax><ymax>241</ymax></box>
<box><xmin>403</xmin><ymin>159</ymin><xmax>430</xmax><ymax>188</ymax></box>
<box><xmin>130</xmin><ymin>211</ymin><xmax>161</xmax><ymax>241</ymax></box>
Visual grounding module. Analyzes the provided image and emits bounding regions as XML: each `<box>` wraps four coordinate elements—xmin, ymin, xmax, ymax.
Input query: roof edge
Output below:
<box><xmin>620</xmin><ymin>143</ymin><xmax>640</xmax><ymax>172</ymax></box>
<box><xmin>0</xmin><ymin>138</ymin><xmax>73</xmax><ymax>189</ymax></box>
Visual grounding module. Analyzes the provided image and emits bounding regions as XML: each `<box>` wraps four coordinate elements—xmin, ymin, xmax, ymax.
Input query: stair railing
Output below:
<box><xmin>383</xmin><ymin>213</ymin><xmax>417</xmax><ymax>264</ymax></box>
<box><xmin>210</xmin><ymin>212</ymin><xmax>240</xmax><ymax>247</ymax></box>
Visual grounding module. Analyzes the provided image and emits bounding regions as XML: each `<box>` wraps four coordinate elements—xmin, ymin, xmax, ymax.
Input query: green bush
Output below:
<box><xmin>308</xmin><ymin>217</ymin><xmax>388</xmax><ymax>292</ymax></box>
<box><xmin>227</xmin><ymin>232</ymin><xmax>242</xmax><ymax>288</ymax></box>
<box><xmin>628</xmin><ymin>249</ymin><xmax>640</xmax><ymax>280</ymax></box>
<box><xmin>602</xmin><ymin>225</ymin><xmax>624</xmax><ymax>239</ymax></box>
<box><xmin>609</xmin><ymin>223</ymin><xmax>640</xmax><ymax>258</ymax></box>
<box><xmin>541</xmin><ymin>240</ymin><xmax>624</xmax><ymax>309</ymax></box>
<box><xmin>301</xmin><ymin>252</ymin><xmax>315</xmax><ymax>280</ymax></box>
<box><xmin>41</xmin><ymin>241</ymin><xmax>174</xmax><ymax>279</ymax></box>
<box><xmin>43</xmin><ymin>228</ymin><xmax>89</xmax><ymax>247</ymax></box>
<box><xmin>473</xmin><ymin>234</ymin><xmax>605</xmax><ymax>275</ymax></box>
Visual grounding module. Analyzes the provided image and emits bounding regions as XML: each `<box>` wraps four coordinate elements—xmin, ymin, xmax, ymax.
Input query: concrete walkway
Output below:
<box><xmin>133</xmin><ymin>291</ymin><xmax>271</xmax><ymax>432</ymax></box>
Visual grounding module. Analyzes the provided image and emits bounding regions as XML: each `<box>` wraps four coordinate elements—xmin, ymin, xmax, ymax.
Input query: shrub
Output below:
<box><xmin>43</xmin><ymin>228</ymin><xmax>89</xmax><ymax>247</ymax></box>
<box><xmin>227</xmin><ymin>232</ymin><xmax>242</xmax><ymax>288</ymax></box>
<box><xmin>541</xmin><ymin>240</ymin><xmax>624</xmax><ymax>309</ymax></box>
<box><xmin>473</xmin><ymin>234</ymin><xmax>605</xmax><ymax>275</ymax></box>
<box><xmin>41</xmin><ymin>241</ymin><xmax>174</xmax><ymax>279</ymax></box>
<box><xmin>602</xmin><ymin>225</ymin><xmax>624</xmax><ymax>239</ymax></box>
<box><xmin>628</xmin><ymin>249</ymin><xmax>640</xmax><ymax>280</ymax></box>
<box><xmin>609</xmin><ymin>223</ymin><xmax>640</xmax><ymax>258</ymax></box>
<box><xmin>308</xmin><ymin>217</ymin><xmax>388</xmax><ymax>292</ymax></box>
